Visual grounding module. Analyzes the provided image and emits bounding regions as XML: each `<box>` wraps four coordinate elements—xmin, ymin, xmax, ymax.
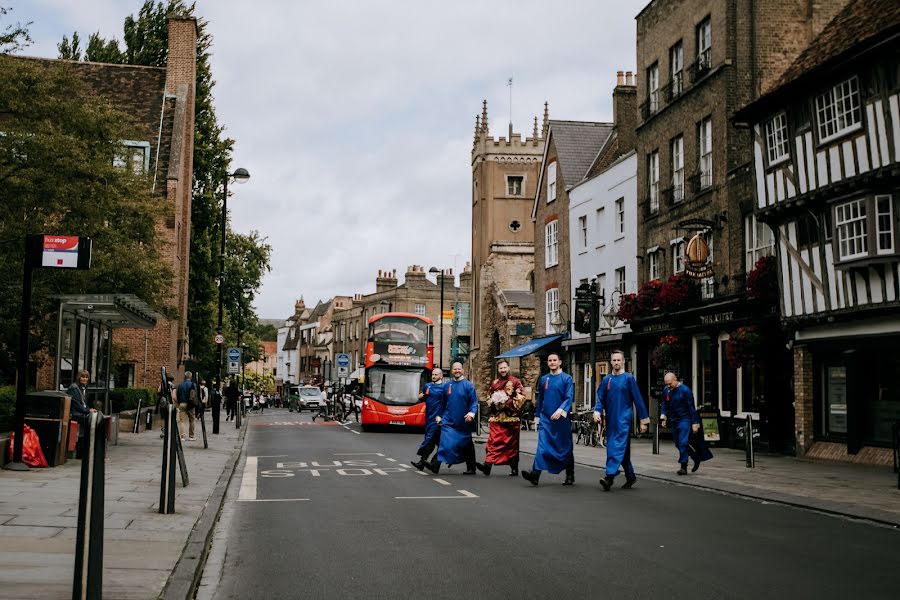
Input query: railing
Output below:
<box><xmin>689</xmin><ymin>170</ymin><xmax>713</xmax><ymax>194</ymax></box>
<box><xmin>689</xmin><ymin>49</ymin><xmax>711</xmax><ymax>84</ymax></box>
<box><xmin>662</xmin><ymin>184</ymin><xmax>684</xmax><ymax>206</ymax></box>
<box><xmin>662</xmin><ymin>74</ymin><xmax>683</xmax><ymax>102</ymax></box>
<box><xmin>642</xmin><ymin>198</ymin><xmax>659</xmax><ymax>220</ymax></box>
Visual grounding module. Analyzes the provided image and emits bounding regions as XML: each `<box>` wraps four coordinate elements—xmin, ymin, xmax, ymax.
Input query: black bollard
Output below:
<box><xmin>211</xmin><ymin>388</ymin><xmax>221</xmax><ymax>435</ymax></box>
<box><xmin>73</xmin><ymin>412</ymin><xmax>107</xmax><ymax>600</ymax></box>
<box><xmin>199</xmin><ymin>404</ymin><xmax>208</xmax><ymax>449</ymax></box>
<box><xmin>745</xmin><ymin>414</ymin><xmax>755</xmax><ymax>468</ymax></box>
<box><xmin>159</xmin><ymin>398</ymin><xmax>178</xmax><ymax>513</ymax></box>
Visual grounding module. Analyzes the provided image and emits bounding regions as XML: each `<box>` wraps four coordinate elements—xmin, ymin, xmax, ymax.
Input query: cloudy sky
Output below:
<box><xmin>11</xmin><ymin>0</ymin><xmax>645</xmax><ymax>318</ymax></box>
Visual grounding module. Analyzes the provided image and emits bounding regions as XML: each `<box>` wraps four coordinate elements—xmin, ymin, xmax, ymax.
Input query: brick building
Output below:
<box><xmin>30</xmin><ymin>16</ymin><xmax>197</xmax><ymax>391</ymax></box>
<box><xmin>734</xmin><ymin>0</ymin><xmax>900</xmax><ymax>464</ymax></box>
<box><xmin>632</xmin><ymin>0</ymin><xmax>848</xmax><ymax>451</ymax></box>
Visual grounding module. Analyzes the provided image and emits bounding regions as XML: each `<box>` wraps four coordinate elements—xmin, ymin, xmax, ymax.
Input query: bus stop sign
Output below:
<box><xmin>336</xmin><ymin>353</ymin><xmax>351</xmax><ymax>367</ymax></box>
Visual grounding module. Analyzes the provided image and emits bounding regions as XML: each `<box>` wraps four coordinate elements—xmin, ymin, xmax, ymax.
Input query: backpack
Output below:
<box><xmin>188</xmin><ymin>384</ymin><xmax>199</xmax><ymax>408</ymax></box>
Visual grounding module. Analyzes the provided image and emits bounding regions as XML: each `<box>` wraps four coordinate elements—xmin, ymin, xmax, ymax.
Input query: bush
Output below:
<box><xmin>0</xmin><ymin>386</ymin><xmax>15</xmax><ymax>433</ymax></box>
<box><xmin>108</xmin><ymin>388</ymin><xmax>156</xmax><ymax>414</ymax></box>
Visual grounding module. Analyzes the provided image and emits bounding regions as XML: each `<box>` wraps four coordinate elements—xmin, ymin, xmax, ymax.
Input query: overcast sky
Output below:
<box><xmin>11</xmin><ymin>0</ymin><xmax>645</xmax><ymax>319</ymax></box>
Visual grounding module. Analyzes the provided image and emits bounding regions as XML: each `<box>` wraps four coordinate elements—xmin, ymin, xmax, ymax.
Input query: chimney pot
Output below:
<box><xmin>616</xmin><ymin>70</ymin><xmax>624</xmax><ymax>85</ymax></box>
<box><xmin>626</xmin><ymin>71</ymin><xmax>634</xmax><ymax>86</ymax></box>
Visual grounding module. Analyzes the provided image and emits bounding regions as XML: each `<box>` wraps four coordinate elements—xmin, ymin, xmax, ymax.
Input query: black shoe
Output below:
<box><xmin>677</xmin><ymin>464</ymin><xmax>688</xmax><ymax>475</ymax></box>
<box><xmin>424</xmin><ymin>460</ymin><xmax>440</xmax><ymax>474</ymax></box>
<box><xmin>521</xmin><ymin>470</ymin><xmax>540</xmax><ymax>486</ymax></box>
<box><xmin>599</xmin><ymin>476</ymin><xmax>613</xmax><ymax>492</ymax></box>
<box><xmin>410</xmin><ymin>460</ymin><xmax>425</xmax><ymax>471</ymax></box>
<box><xmin>476</xmin><ymin>462</ymin><xmax>492</xmax><ymax>476</ymax></box>
<box><xmin>622</xmin><ymin>477</ymin><xmax>637</xmax><ymax>489</ymax></box>
<box><xmin>463</xmin><ymin>468</ymin><xmax>476</xmax><ymax>475</ymax></box>
<box><xmin>563</xmin><ymin>475</ymin><xmax>575</xmax><ymax>486</ymax></box>
<box><xmin>691</xmin><ymin>459</ymin><xmax>701</xmax><ymax>473</ymax></box>
<box><xmin>508</xmin><ymin>467</ymin><xmax>518</xmax><ymax>477</ymax></box>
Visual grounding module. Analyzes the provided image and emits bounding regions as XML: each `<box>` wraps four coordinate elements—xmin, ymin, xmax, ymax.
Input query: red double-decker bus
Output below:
<box><xmin>361</xmin><ymin>313</ymin><xmax>434</xmax><ymax>430</ymax></box>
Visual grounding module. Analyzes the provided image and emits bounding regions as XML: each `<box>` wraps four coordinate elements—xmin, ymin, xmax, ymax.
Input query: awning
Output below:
<box><xmin>53</xmin><ymin>294</ymin><xmax>160</xmax><ymax>329</ymax></box>
<box><xmin>495</xmin><ymin>334</ymin><xmax>563</xmax><ymax>359</ymax></box>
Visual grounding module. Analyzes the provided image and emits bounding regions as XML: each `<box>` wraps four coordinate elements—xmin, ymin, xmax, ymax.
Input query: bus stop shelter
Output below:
<box><xmin>53</xmin><ymin>294</ymin><xmax>159</xmax><ymax>413</ymax></box>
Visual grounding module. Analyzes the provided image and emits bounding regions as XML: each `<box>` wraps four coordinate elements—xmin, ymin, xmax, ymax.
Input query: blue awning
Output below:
<box><xmin>495</xmin><ymin>334</ymin><xmax>563</xmax><ymax>359</ymax></box>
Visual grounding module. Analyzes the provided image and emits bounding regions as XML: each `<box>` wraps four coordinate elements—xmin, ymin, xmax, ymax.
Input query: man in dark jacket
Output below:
<box><xmin>176</xmin><ymin>371</ymin><xmax>198</xmax><ymax>441</ymax></box>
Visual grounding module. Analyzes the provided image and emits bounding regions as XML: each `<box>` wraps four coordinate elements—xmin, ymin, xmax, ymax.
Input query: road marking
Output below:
<box><xmin>432</xmin><ymin>479</ymin><xmax>451</xmax><ymax>486</ymax></box>
<box><xmin>335</xmin><ymin>453</ymin><xmax>384</xmax><ymax>456</ymax></box>
<box><xmin>385</xmin><ymin>458</ymin><xmax>397</xmax><ymax>462</ymax></box>
<box><xmin>399</xmin><ymin>464</ymin><xmax>412</xmax><ymax>469</ymax></box>
<box><xmin>239</xmin><ymin>498</ymin><xmax>310</xmax><ymax>502</ymax></box>
<box><xmin>395</xmin><ymin>489</ymin><xmax>479</xmax><ymax>500</ymax></box>
<box><xmin>256</xmin><ymin>455</ymin><xmax>288</xmax><ymax>458</ymax></box>
<box><xmin>414</xmin><ymin>471</ymin><xmax>427</xmax><ymax>476</ymax></box>
<box><xmin>350</xmin><ymin>430</ymin><xmax>361</xmax><ymax>435</ymax></box>
<box><xmin>238</xmin><ymin>456</ymin><xmax>258</xmax><ymax>501</ymax></box>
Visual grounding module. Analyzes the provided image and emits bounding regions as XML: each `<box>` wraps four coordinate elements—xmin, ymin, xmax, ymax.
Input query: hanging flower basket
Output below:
<box><xmin>658</xmin><ymin>274</ymin><xmax>697</xmax><ymax>312</ymax></box>
<box><xmin>746</xmin><ymin>255</ymin><xmax>778</xmax><ymax>304</ymax></box>
<box><xmin>726</xmin><ymin>326</ymin><xmax>764</xmax><ymax>369</ymax></box>
<box><xmin>651</xmin><ymin>335</ymin><xmax>682</xmax><ymax>369</ymax></box>
<box><xmin>616</xmin><ymin>293</ymin><xmax>639</xmax><ymax>323</ymax></box>
<box><xmin>617</xmin><ymin>279</ymin><xmax>664</xmax><ymax>323</ymax></box>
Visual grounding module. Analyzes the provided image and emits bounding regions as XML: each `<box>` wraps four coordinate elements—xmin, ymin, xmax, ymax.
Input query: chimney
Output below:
<box><xmin>165</xmin><ymin>16</ymin><xmax>197</xmax><ymax>95</ymax></box>
<box><xmin>376</xmin><ymin>268</ymin><xmax>398</xmax><ymax>293</ymax></box>
<box><xmin>613</xmin><ymin>70</ymin><xmax>637</xmax><ymax>153</ymax></box>
<box><xmin>616</xmin><ymin>70</ymin><xmax>624</xmax><ymax>86</ymax></box>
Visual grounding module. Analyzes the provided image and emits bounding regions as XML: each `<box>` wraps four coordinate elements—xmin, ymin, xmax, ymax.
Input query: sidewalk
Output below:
<box><xmin>0</xmin><ymin>416</ymin><xmax>245</xmax><ymax>600</ymax></box>
<box><xmin>477</xmin><ymin>428</ymin><xmax>900</xmax><ymax>527</ymax></box>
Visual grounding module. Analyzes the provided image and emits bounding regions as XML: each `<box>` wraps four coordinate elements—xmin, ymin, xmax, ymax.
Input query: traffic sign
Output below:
<box><xmin>227</xmin><ymin>347</ymin><xmax>241</xmax><ymax>361</ymax></box>
<box><xmin>214</xmin><ymin>333</ymin><xmax>225</xmax><ymax>345</ymax></box>
<box><xmin>336</xmin><ymin>353</ymin><xmax>351</xmax><ymax>367</ymax></box>
<box><xmin>337</xmin><ymin>366</ymin><xmax>349</xmax><ymax>377</ymax></box>
<box><xmin>228</xmin><ymin>360</ymin><xmax>240</xmax><ymax>374</ymax></box>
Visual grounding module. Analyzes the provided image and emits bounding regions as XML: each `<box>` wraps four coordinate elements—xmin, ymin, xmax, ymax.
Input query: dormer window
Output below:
<box><xmin>816</xmin><ymin>76</ymin><xmax>861</xmax><ymax>144</ymax></box>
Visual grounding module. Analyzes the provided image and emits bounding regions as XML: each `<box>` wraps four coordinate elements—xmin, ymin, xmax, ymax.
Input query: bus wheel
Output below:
<box><xmin>361</xmin><ymin>424</ymin><xmax>371</xmax><ymax>433</ymax></box>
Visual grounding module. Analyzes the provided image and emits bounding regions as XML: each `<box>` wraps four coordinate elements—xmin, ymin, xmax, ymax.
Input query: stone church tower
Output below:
<box><xmin>469</xmin><ymin>101</ymin><xmax>546</xmax><ymax>393</ymax></box>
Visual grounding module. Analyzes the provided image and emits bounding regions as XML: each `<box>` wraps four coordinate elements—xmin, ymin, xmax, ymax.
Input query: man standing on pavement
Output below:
<box><xmin>477</xmin><ymin>360</ymin><xmax>525</xmax><ymax>477</ymax></box>
<box><xmin>593</xmin><ymin>350</ymin><xmax>650</xmax><ymax>491</ymax></box>
<box><xmin>425</xmin><ymin>362</ymin><xmax>478</xmax><ymax>475</ymax></box>
<box><xmin>411</xmin><ymin>368</ymin><xmax>448</xmax><ymax>471</ymax></box>
<box><xmin>224</xmin><ymin>379</ymin><xmax>239</xmax><ymax>421</ymax></box>
<box><xmin>211</xmin><ymin>379</ymin><xmax>223</xmax><ymax>434</ymax></box>
<box><xmin>661</xmin><ymin>372</ymin><xmax>713</xmax><ymax>475</ymax></box>
<box><xmin>522</xmin><ymin>352</ymin><xmax>575</xmax><ymax>486</ymax></box>
<box><xmin>176</xmin><ymin>371</ymin><xmax>198</xmax><ymax>441</ymax></box>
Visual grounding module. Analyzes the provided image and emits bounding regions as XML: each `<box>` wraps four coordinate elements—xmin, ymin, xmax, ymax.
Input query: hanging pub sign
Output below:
<box><xmin>26</xmin><ymin>235</ymin><xmax>93</xmax><ymax>270</ymax></box>
<box><xmin>684</xmin><ymin>232</ymin><xmax>713</xmax><ymax>279</ymax></box>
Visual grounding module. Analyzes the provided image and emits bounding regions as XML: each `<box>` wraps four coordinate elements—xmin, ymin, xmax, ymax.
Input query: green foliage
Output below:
<box><xmin>0</xmin><ymin>6</ymin><xmax>31</xmax><ymax>54</ymax></box>
<box><xmin>0</xmin><ymin>386</ymin><xmax>15</xmax><ymax>432</ymax></box>
<box><xmin>108</xmin><ymin>388</ymin><xmax>156</xmax><ymax>413</ymax></box>
<box><xmin>254</xmin><ymin>323</ymin><xmax>278</xmax><ymax>342</ymax></box>
<box><xmin>0</xmin><ymin>57</ymin><xmax>171</xmax><ymax>383</ymax></box>
<box><xmin>242</xmin><ymin>372</ymin><xmax>275</xmax><ymax>394</ymax></box>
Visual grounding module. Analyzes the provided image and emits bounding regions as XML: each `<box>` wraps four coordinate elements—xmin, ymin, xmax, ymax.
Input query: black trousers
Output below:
<box><xmin>211</xmin><ymin>400</ymin><xmax>221</xmax><ymax>434</ymax></box>
<box><xmin>417</xmin><ymin>426</ymin><xmax>441</xmax><ymax>460</ymax></box>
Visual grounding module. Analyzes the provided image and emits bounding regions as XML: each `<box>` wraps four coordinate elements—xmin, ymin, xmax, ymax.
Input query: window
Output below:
<box><xmin>113</xmin><ymin>141</ymin><xmax>150</xmax><ymax>175</ymax></box>
<box><xmin>507</xmin><ymin>175</ymin><xmax>523</xmax><ymax>196</ymax></box>
<box><xmin>578</xmin><ymin>215</ymin><xmax>588</xmax><ymax>250</ymax></box>
<box><xmin>455</xmin><ymin>302</ymin><xmax>471</xmax><ymax>332</ymax></box>
<box><xmin>745</xmin><ymin>214</ymin><xmax>775</xmax><ymax>268</ymax></box>
<box><xmin>876</xmin><ymin>195</ymin><xmax>894</xmax><ymax>254</ymax></box>
<box><xmin>648</xmin><ymin>151</ymin><xmax>660</xmax><ymax>213</ymax></box>
<box><xmin>699</xmin><ymin>117</ymin><xmax>712</xmax><ymax>189</ymax></box>
<box><xmin>835</xmin><ymin>199</ymin><xmax>868</xmax><ymax>260</ymax></box>
<box><xmin>545</xmin><ymin>220</ymin><xmax>559</xmax><ymax>267</ymax></box>
<box><xmin>615</xmin><ymin>198</ymin><xmax>625</xmax><ymax>235</ymax></box>
<box><xmin>547</xmin><ymin>162</ymin><xmax>557</xmax><ymax>202</ymax></box>
<box><xmin>697</xmin><ymin>17</ymin><xmax>711</xmax><ymax>69</ymax></box>
<box><xmin>595</xmin><ymin>207</ymin><xmax>605</xmax><ymax>246</ymax></box>
<box><xmin>796</xmin><ymin>213</ymin><xmax>819</xmax><ymax>249</ymax></box>
<box><xmin>816</xmin><ymin>76</ymin><xmax>861</xmax><ymax>143</ymax></box>
<box><xmin>647</xmin><ymin>63</ymin><xmax>659</xmax><ymax>113</ymax></box>
<box><xmin>671</xmin><ymin>136</ymin><xmax>684</xmax><ymax>202</ymax></box>
<box><xmin>648</xmin><ymin>250</ymin><xmax>660</xmax><ymax>281</ymax></box>
<box><xmin>615</xmin><ymin>267</ymin><xmax>626</xmax><ymax>293</ymax></box>
<box><xmin>545</xmin><ymin>288</ymin><xmax>559</xmax><ymax>334</ymax></box>
<box><xmin>765</xmin><ymin>112</ymin><xmax>790</xmax><ymax>165</ymax></box>
<box><xmin>414</xmin><ymin>303</ymin><xmax>426</xmax><ymax>316</ymax></box>
<box><xmin>670</xmin><ymin>41</ymin><xmax>683</xmax><ymax>96</ymax></box>
<box><xmin>672</xmin><ymin>239</ymin><xmax>685</xmax><ymax>274</ymax></box>
<box><xmin>597</xmin><ymin>274</ymin><xmax>607</xmax><ymax>301</ymax></box>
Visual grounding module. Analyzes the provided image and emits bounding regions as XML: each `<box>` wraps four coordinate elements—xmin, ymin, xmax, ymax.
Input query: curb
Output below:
<box><xmin>516</xmin><ymin>449</ymin><xmax>900</xmax><ymax>529</ymax></box>
<box><xmin>160</xmin><ymin>421</ymin><xmax>248</xmax><ymax>600</ymax></box>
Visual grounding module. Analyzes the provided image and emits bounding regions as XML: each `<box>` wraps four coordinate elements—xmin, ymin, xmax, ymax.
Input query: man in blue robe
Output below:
<box><xmin>660</xmin><ymin>372</ymin><xmax>713</xmax><ymax>475</ymax></box>
<box><xmin>425</xmin><ymin>362</ymin><xmax>478</xmax><ymax>475</ymax></box>
<box><xmin>411</xmin><ymin>368</ymin><xmax>447</xmax><ymax>471</ymax></box>
<box><xmin>522</xmin><ymin>352</ymin><xmax>575</xmax><ymax>486</ymax></box>
<box><xmin>594</xmin><ymin>350</ymin><xmax>649</xmax><ymax>491</ymax></box>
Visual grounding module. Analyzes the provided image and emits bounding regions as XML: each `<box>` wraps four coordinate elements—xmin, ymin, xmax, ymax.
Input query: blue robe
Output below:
<box><xmin>532</xmin><ymin>371</ymin><xmax>574</xmax><ymax>474</ymax></box>
<box><xmin>594</xmin><ymin>372</ymin><xmax>648</xmax><ymax>478</ymax></box>
<box><xmin>417</xmin><ymin>382</ymin><xmax>448</xmax><ymax>454</ymax></box>
<box><xmin>436</xmin><ymin>379</ymin><xmax>478</xmax><ymax>465</ymax></box>
<box><xmin>661</xmin><ymin>384</ymin><xmax>713</xmax><ymax>465</ymax></box>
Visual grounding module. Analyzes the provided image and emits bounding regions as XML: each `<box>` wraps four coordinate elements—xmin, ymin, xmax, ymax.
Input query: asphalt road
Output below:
<box><xmin>204</xmin><ymin>408</ymin><xmax>900</xmax><ymax>600</ymax></box>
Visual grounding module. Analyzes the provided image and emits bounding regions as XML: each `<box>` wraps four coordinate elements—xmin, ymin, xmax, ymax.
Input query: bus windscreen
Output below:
<box><xmin>365</xmin><ymin>368</ymin><xmax>427</xmax><ymax>406</ymax></box>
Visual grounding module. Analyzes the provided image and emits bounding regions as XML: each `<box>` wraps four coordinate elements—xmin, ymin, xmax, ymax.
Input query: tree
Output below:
<box><xmin>0</xmin><ymin>6</ymin><xmax>31</xmax><ymax>54</ymax></box>
<box><xmin>58</xmin><ymin>1</ymin><xmax>270</xmax><ymax>380</ymax></box>
<box><xmin>0</xmin><ymin>57</ymin><xmax>170</xmax><ymax>382</ymax></box>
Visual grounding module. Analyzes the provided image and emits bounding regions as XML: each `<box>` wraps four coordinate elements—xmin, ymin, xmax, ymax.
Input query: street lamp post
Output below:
<box><xmin>588</xmin><ymin>279</ymin><xmax>606</xmax><ymax>403</ymax></box>
<box><xmin>216</xmin><ymin>168</ymin><xmax>250</xmax><ymax>407</ymax></box>
<box><xmin>429</xmin><ymin>267</ymin><xmax>446</xmax><ymax>371</ymax></box>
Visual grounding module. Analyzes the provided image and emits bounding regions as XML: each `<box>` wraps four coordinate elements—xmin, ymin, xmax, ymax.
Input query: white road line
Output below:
<box><xmin>351</xmin><ymin>430</ymin><xmax>361</xmax><ymax>435</ymax></box>
<box><xmin>414</xmin><ymin>471</ymin><xmax>428</xmax><ymax>476</ymax></box>
<box><xmin>238</xmin><ymin>456</ymin><xmax>258</xmax><ymax>501</ymax></box>
<box><xmin>385</xmin><ymin>458</ymin><xmax>397</xmax><ymax>462</ymax></box>
<box><xmin>457</xmin><ymin>490</ymin><xmax>478</xmax><ymax>498</ymax></box>
<box><xmin>399</xmin><ymin>464</ymin><xmax>412</xmax><ymax>469</ymax></box>
<box><xmin>255</xmin><ymin>455</ymin><xmax>288</xmax><ymax>458</ymax></box>
<box><xmin>432</xmin><ymin>479</ymin><xmax>451</xmax><ymax>486</ymax></box>
<box><xmin>335</xmin><ymin>453</ymin><xmax>382</xmax><ymax>456</ymax></box>
<box><xmin>395</xmin><ymin>490</ymin><xmax>479</xmax><ymax>500</ymax></box>
<box><xmin>239</xmin><ymin>498</ymin><xmax>310</xmax><ymax>502</ymax></box>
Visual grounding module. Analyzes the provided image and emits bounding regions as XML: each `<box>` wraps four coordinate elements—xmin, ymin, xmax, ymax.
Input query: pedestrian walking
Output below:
<box><xmin>211</xmin><ymin>380</ymin><xmax>223</xmax><ymax>434</ymax></box>
<box><xmin>424</xmin><ymin>362</ymin><xmax>478</xmax><ymax>475</ymax></box>
<box><xmin>157</xmin><ymin>373</ymin><xmax>175</xmax><ymax>438</ymax></box>
<box><xmin>410</xmin><ymin>368</ymin><xmax>448</xmax><ymax>471</ymax></box>
<box><xmin>660</xmin><ymin>372</ymin><xmax>713</xmax><ymax>475</ymax></box>
<box><xmin>224</xmin><ymin>380</ymin><xmax>239</xmax><ymax>421</ymax></box>
<box><xmin>477</xmin><ymin>360</ymin><xmax>525</xmax><ymax>477</ymax></box>
<box><xmin>176</xmin><ymin>371</ymin><xmax>198</xmax><ymax>441</ymax></box>
<box><xmin>593</xmin><ymin>350</ymin><xmax>650</xmax><ymax>491</ymax></box>
<box><xmin>522</xmin><ymin>352</ymin><xmax>575</xmax><ymax>486</ymax></box>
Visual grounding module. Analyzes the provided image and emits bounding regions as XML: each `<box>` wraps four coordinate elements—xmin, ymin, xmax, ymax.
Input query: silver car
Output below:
<box><xmin>296</xmin><ymin>386</ymin><xmax>325</xmax><ymax>411</ymax></box>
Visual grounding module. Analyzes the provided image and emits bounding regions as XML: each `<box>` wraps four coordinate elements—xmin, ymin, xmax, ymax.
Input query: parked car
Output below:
<box><xmin>294</xmin><ymin>386</ymin><xmax>325</xmax><ymax>411</ymax></box>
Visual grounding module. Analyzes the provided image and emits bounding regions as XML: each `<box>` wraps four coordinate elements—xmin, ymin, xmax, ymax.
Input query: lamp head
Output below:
<box><xmin>429</xmin><ymin>267</ymin><xmax>440</xmax><ymax>275</ymax></box>
<box><xmin>231</xmin><ymin>168</ymin><xmax>250</xmax><ymax>183</ymax></box>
